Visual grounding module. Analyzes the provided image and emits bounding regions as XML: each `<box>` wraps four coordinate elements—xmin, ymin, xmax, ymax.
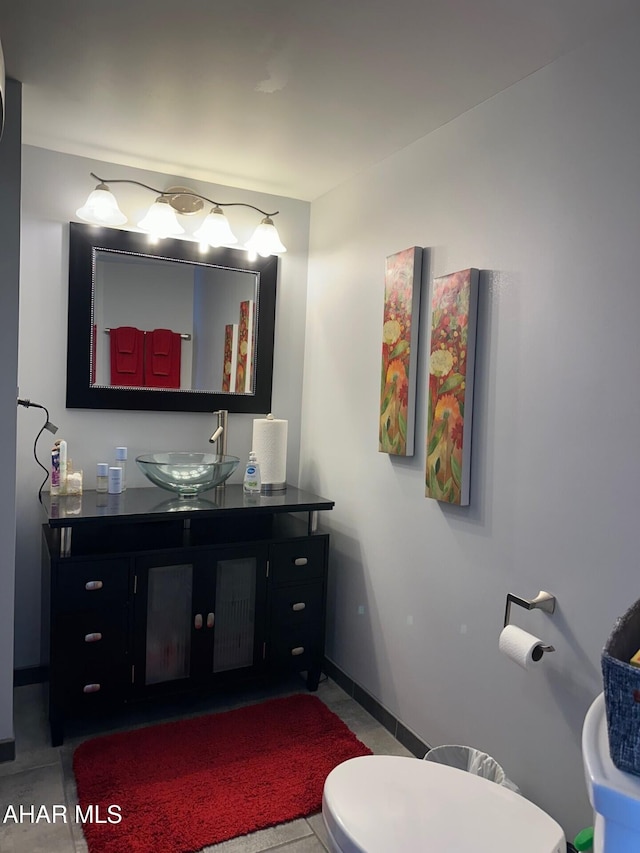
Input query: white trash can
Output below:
<box><xmin>424</xmin><ymin>744</ymin><xmax>521</xmax><ymax>794</ymax></box>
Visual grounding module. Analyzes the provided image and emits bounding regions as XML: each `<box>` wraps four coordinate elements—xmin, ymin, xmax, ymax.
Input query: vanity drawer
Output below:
<box><xmin>61</xmin><ymin>664</ymin><xmax>129</xmax><ymax>713</ymax></box>
<box><xmin>272</xmin><ymin>583</ymin><xmax>323</xmax><ymax>626</ymax></box>
<box><xmin>270</xmin><ymin>625</ymin><xmax>323</xmax><ymax>672</ymax></box>
<box><xmin>54</xmin><ymin>609</ymin><xmax>128</xmax><ymax>663</ymax></box>
<box><xmin>269</xmin><ymin>537</ymin><xmax>327</xmax><ymax>585</ymax></box>
<box><xmin>55</xmin><ymin>559</ymin><xmax>129</xmax><ymax>611</ymax></box>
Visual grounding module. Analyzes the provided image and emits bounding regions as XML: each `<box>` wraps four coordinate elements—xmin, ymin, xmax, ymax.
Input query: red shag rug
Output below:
<box><xmin>73</xmin><ymin>693</ymin><xmax>372</xmax><ymax>853</ymax></box>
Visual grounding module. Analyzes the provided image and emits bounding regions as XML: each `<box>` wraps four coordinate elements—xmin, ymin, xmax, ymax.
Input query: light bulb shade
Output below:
<box><xmin>76</xmin><ymin>185</ymin><xmax>127</xmax><ymax>226</ymax></box>
<box><xmin>193</xmin><ymin>207</ymin><xmax>238</xmax><ymax>247</ymax></box>
<box><xmin>137</xmin><ymin>198</ymin><xmax>185</xmax><ymax>238</ymax></box>
<box><xmin>245</xmin><ymin>217</ymin><xmax>287</xmax><ymax>257</ymax></box>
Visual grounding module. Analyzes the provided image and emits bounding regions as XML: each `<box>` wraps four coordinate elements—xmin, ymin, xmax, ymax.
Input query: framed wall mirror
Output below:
<box><xmin>66</xmin><ymin>222</ymin><xmax>277</xmax><ymax>413</ymax></box>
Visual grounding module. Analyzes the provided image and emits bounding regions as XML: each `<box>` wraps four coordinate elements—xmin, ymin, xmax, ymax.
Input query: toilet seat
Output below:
<box><xmin>322</xmin><ymin>755</ymin><xmax>565</xmax><ymax>853</ymax></box>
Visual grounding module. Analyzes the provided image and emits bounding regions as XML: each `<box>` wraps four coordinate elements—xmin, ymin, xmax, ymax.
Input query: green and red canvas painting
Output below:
<box><xmin>426</xmin><ymin>268</ymin><xmax>479</xmax><ymax>505</ymax></box>
<box><xmin>379</xmin><ymin>246</ymin><xmax>423</xmax><ymax>456</ymax></box>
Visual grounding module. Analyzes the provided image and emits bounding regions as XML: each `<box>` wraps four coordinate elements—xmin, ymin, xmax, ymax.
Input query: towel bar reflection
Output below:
<box><xmin>103</xmin><ymin>327</ymin><xmax>192</xmax><ymax>341</ymax></box>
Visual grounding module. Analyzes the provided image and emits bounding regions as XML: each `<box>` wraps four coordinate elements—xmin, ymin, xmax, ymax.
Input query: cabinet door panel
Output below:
<box><xmin>213</xmin><ymin>556</ymin><xmax>258</xmax><ymax>673</ymax></box>
<box><xmin>134</xmin><ymin>545</ymin><xmax>267</xmax><ymax>692</ymax></box>
<box><xmin>144</xmin><ymin>562</ymin><xmax>193</xmax><ymax>685</ymax></box>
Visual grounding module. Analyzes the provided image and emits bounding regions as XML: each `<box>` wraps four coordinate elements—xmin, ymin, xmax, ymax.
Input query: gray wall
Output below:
<box><xmin>301</xmin><ymin>15</ymin><xmax>640</xmax><ymax>839</ymax></box>
<box><xmin>16</xmin><ymin>149</ymin><xmax>310</xmax><ymax>667</ymax></box>
<box><xmin>0</xmin><ymin>79</ymin><xmax>21</xmax><ymax>748</ymax></box>
<box><xmin>96</xmin><ymin>257</ymin><xmax>195</xmax><ymax>388</ymax></box>
<box><xmin>192</xmin><ymin>267</ymin><xmax>255</xmax><ymax>391</ymax></box>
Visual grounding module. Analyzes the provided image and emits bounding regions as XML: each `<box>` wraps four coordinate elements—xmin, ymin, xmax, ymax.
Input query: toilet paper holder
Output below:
<box><xmin>503</xmin><ymin>590</ymin><xmax>556</xmax><ymax>653</ymax></box>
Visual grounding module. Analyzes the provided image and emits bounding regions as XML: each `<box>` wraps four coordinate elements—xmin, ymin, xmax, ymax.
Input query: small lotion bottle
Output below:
<box><xmin>108</xmin><ymin>466</ymin><xmax>123</xmax><ymax>495</ymax></box>
<box><xmin>96</xmin><ymin>463</ymin><xmax>109</xmax><ymax>493</ymax></box>
<box><xmin>115</xmin><ymin>447</ymin><xmax>127</xmax><ymax>491</ymax></box>
<box><xmin>243</xmin><ymin>451</ymin><xmax>261</xmax><ymax>494</ymax></box>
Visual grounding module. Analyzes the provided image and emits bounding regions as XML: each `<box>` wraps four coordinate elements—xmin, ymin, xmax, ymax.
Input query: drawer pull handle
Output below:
<box><xmin>194</xmin><ymin>613</ymin><xmax>203</xmax><ymax>630</ymax></box>
<box><xmin>294</xmin><ymin>558</ymin><xmax>308</xmax><ymax>567</ymax></box>
<box><xmin>82</xmin><ymin>683</ymin><xmax>101</xmax><ymax>693</ymax></box>
<box><xmin>207</xmin><ymin>612</ymin><xmax>215</xmax><ymax>629</ymax></box>
<box><xmin>292</xmin><ymin>602</ymin><xmax>306</xmax><ymax>612</ymax></box>
<box><xmin>84</xmin><ymin>632</ymin><xmax>103</xmax><ymax>643</ymax></box>
<box><xmin>291</xmin><ymin>646</ymin><xmax>305</xmax><ymax>656</ymax></box>
<box><xmin>85</xmin><ymin>580</ymin><xmax>103</xmax><ymax>591</ymax></box>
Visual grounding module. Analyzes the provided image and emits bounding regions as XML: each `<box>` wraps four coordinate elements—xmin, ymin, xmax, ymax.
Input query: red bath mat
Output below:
<box><xmin>73</xmin><ymin>693</ymin><xmax>372</xmax><ymax>853</ymax></box>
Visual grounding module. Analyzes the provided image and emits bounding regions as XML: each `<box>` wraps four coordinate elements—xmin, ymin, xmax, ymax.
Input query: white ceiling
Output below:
<box><xmin>0</xmin><ymin>0</ymin><xmax>636</xmax><ymax>201</ymax></box>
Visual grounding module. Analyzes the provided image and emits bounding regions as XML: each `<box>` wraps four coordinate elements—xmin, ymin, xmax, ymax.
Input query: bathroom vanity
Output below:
<box><xmin>40</xmin><ymin>485</ymin><xmax>334</xmax><ymax>746</ymax></box>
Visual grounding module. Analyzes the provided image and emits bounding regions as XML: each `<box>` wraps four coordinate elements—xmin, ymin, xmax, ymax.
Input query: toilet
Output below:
<box><xmin>322</xmin><ymin>754</ymin><xmax>566</xmax><ymax>852</ymax></box>
<box><xmin>582</xmin><ymin>692</ymin><xmax>640</xmax><ymax>852</ymax></box>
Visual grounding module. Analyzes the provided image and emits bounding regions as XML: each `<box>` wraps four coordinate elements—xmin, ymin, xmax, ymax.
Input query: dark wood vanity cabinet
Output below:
<box><xmin>41</xmin><ymin>486</ymin><xmax>334</xmax><ymax>746</ymax></box>
<box><xmin>268</xmin><ymin>537</ymin><xmax>328</xmax><ymax>681</ymax></box>
<box><xmin>47</xmin><ymin>556</ymin><xmax>131</xmax><ymax>725</ymax></box>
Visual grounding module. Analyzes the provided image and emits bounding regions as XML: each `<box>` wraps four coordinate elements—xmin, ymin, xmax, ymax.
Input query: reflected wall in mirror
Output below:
<box><xmin>66</xmin><ymin>222</ymin><xmax>277</xmax><ymax>413</ymax></box>
<box><xmin>93</xmin><ymin>252</ymin><xmax>257</xmax><ymax>392</ymax></box>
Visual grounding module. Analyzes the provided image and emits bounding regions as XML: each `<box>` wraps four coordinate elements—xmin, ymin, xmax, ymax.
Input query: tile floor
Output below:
<box><xmin>0</xmin><ymin>675</ymin><xmax>413</xmax><ymax>852</ymax></box>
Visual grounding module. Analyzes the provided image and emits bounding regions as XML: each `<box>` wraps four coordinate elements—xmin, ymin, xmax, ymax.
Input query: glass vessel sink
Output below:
<box><xmin>136</xmin><ymin>452</ymin><xmax>240</xmax><ymax>497</ymax></box>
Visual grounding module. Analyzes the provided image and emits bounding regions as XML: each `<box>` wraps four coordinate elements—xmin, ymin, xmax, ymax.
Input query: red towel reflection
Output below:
<box><xmin>145</xmin><ymin>328</ymin><xmax>181</xmax><ymax>388</ymax></box>
<box><xmin>110</xmin><ymin>326</ymin><xmax>144</xmax><ymax>386</ymax></box>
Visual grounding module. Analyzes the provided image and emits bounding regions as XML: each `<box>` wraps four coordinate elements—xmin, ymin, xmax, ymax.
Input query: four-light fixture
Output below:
<box><xmin>76</xmin><ymin>172</ymin><xmax>287</xmax><ymax>257</ymax></box>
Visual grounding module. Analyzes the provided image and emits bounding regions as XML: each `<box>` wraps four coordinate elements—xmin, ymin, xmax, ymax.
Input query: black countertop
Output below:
<box><xmin>42</xmin><ymin>484</ymin><xmax>334</xmax><ymax>527</ymax></box>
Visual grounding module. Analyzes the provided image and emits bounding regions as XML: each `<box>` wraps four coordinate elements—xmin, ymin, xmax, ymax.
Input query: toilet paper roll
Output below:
<box><xmin>498</xmin><ymin>625</ymin><xmax>545</xmax><ymax>669</ymax></box>
<box><xmin>252</xmin><ymin>414</ymin><xmax>288</xmax><ymax>491</ymax></box>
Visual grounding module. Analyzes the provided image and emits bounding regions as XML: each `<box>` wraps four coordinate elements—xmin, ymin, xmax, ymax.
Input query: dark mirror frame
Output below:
<box><xmin>66</xmin><ymin>221</ymin><xmax>277</xmax><ymax>413</ymax></box>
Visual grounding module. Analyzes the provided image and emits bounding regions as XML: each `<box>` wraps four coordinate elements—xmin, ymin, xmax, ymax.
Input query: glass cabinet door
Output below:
<box><xmin>144</xmin><ymin>562</ymin><xmax>193</xmax><ymax>685</ymax></box>
<box><xmin>212</xmin><ymin>556</ymin><xmax>257</xmax><ymax>673</ymax></box>
<box><xmin>134</xmin><ymin>545</ymin><xmax>267</xmax><ymax>693</ymax></box>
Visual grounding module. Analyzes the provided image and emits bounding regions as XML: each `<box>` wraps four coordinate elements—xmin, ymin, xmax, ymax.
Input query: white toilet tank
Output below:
<box><xmin>582</xmin><ymin>693</ymin><xmax>640</xmax><ymax>852</ymax></box>
<box><xmin>322</xmin><ymin>755</ymin><xmax>565</xmax><ymax>853</ymax></box>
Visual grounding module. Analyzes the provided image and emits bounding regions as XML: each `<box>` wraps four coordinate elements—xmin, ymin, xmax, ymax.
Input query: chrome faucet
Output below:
<box><xmin>209</xmin><ymin>410</ymin><xmax>228</xmax><ymax>460</ymax></box>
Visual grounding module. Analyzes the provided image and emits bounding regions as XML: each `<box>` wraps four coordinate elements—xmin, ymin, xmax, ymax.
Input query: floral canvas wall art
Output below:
<box><xmin>222</xmin><ymin>323</ymin><xmax>238</xmax><ymax>392</ymax></box>
<box><xmin>425</xmin><ymin>268</ymin><xmax>479</xmax><ymax>505</ymax></box>
<box><xmin>235</xmin><ymin>300</ymin><xmax>255</xmax><ymax>393</ymax></box>
<box><xmin>379</xmin><ymin>246</ymin><xmax>423</xmax><ymax>456</ymax></box>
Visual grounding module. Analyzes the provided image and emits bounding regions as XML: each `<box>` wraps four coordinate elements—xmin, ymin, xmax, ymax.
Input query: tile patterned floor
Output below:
<box><xmin>0</xmin><ymin>676</ymin><xmax>413</xmax><ymax>852</ymax></box>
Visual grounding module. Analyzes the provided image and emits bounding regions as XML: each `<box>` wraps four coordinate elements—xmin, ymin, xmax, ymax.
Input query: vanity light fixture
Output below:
<box><xmin>75</xmin><ymin>181</ymin><xmax>127</xmax><ymax>227</ymax></box>
<box><xmin>193</xmin><ymin>205</ymin><xmax>238</xmax><ymax>247</ymax></box>
<box><xmin>137</xmin><ymin>196</ymin><xmax>185</xmax><ymax>239</ymax></box>
<box><xmin>245</xmin><ymin>216</ymin><xmax>287</xmax><ymax>256</ymax></box>
<box><xmin>76</xmin><ymin>173</ymin><xmax>287</xmax><ymax>255</ymax></box>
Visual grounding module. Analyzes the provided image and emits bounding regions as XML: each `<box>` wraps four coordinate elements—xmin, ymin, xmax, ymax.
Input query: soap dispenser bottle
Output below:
<box><xmin>243</xmin><ymin>451</ymin><xmax>261</xmax><ymax>494</ymax></box>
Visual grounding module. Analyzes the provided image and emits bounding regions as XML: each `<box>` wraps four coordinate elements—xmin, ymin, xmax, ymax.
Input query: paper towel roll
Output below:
<box><xmin>252</xmin><ymin>414</ymin><xmax>288</xmax><ymax>492</ymax></box>
<box><xmin>498</xmin><ymin>625</ymin><xmax>544</xmax><ymax>669</ymax></box>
